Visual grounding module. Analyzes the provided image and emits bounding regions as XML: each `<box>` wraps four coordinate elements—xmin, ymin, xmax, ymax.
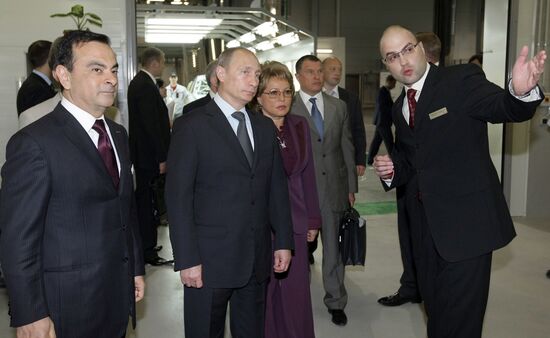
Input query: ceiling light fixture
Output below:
<box><xmin>238</xmin><ymin>32</ymin><xmax>256</xmax><ymax>44</ymax></box>
<box><xmin>274</xmin><ymin>32</ymin><xmax>299</xmax><ymax>46</ymax></box>
<box><xmin>145</xmin><ymin>17</ymin><xmax>223</xmax><ymax>44</ymax></box>
<box><xmin>316</xmin><ymin>48</ymin><xmax>333</xmax><ymax>54</ymax></box>
<box><xmin>253</xmin><ymin>21</ymin><xmax>278</xmax><ymax>37</ymax></box>
<box><xmin>226</xmin><ymin>39</ymin><xmax>241</xmax><ymax>48</ymax></box>
<box><xmin>255</xmin><ymin>40</ymin><xmax>275</xmax><ymax>51</ymax></box>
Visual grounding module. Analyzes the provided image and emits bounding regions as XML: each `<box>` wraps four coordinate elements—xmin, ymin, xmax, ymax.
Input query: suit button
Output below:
<box><xmin>122</xmin><ymin>257</ymin><xmax>128</xmax><ymax>263</ymax></box>
<box><xmin>251</xmin><ymin>174</ymin><xmax>255</xmax><ymax>179</ymax></box>
<box><xmin>122</xmin><ymin>225</ymin><xmax>127</xmax><ymax>230</ymax></box>
<box><xmin>322</xmin><ymin>154</ymin><xmax>326</xmax><ymax>158</ymax></box>
<box><xmin>251</xmin><ymin>201</ymin><xmax>255</xmax><ymax>205</ymax></box>
<box><xmin>322</xmin><ymin>172</ymin><xmax>326</xmax><ymax>175</ymax></box>
<box><xmin>317</xmin><ymin>138</ymin><xmax>321</xmax><ymax>142</ymax></box>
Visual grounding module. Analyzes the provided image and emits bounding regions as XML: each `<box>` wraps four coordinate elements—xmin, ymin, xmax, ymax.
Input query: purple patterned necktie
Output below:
<box><xmin>92</xmin><ymin>119</ymin><xmax>119</xmax><ymax>189</ymax></box>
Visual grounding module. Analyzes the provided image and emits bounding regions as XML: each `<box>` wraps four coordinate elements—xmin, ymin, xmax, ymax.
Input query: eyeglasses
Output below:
<box><xmin>383</xmin><ymin>43</ymin><xmax>419</xmax><ymax>64</ymax></box>
<box><xmin>262</xmin><ymin>89</ymin><xmax>294</xmax><ymax>99</ymax></box>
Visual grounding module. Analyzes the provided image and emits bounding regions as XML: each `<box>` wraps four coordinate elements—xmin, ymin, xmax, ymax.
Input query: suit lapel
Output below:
<box><xmin>206</xmin><ymin>101</ymin><xmax>252</xmax><ymax>170</ymax></box>
<box><xmin>393</xmin><ymin>90</ymin><xmax>412</xmax><ymax>136</ymax></box>
<box><xmin>321</xmin><ymin>92</ymin><xmax>336</xmax><ymax>138</ymax></box>
<box><xmin>53</xmin><ymin>104</ymin><xmax>118</xmax><ymax>192</ymax></box>
<box><xmin>414</xmin><ymin>66</ymin><xmax>440</xmax><ymax>132</ymax></box>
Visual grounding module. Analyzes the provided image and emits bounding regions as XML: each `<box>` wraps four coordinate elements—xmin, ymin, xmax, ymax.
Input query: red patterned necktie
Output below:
<box><xmin>407</xmin><ymin>89</ymin><xmax>417</xmax><ymax>129</ymax></box>
<box><xmin>92</xmin><ymin>119</ymin><xmax>120</xmax><ymax>189</ymax></box>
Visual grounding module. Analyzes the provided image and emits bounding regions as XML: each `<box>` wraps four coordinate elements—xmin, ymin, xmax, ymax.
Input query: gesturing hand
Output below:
<box><xmin>511</xmin><ymin>46</ymin><xmax>547</xmax><ymax>96</ymax></box>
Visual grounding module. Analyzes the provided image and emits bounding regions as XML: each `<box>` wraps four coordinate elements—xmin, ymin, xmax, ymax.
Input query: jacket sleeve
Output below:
<box><xmin>339</xmin><ymin>100</ymin><xmax>359</xmax><ymax>194</ymax></box>
<box><xmin>165</xmin><ymin>117</ymin><xmax>201</xmax><ymax>271</ymax></box>
<box><xmin>0</xmin><ymin>132</ymin><xmax>51</xmax><ymax>327</ymax></box>
<box><xmin>268</xmin><ymin>125</ymin><xmax>294</xmax><ymax>251</ymax></box>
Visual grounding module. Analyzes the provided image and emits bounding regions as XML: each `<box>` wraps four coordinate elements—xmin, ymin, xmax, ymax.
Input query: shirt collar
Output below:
<box><xmin>213</xmin><ymin>93</ymin><xmax>247</xmax><ymax>119</ymax></box>
<box><xmin>61</xmin><ymin>96</ymin><xmax>104</xmax><ymax>133</ymax></box>
<box><xmin>299</xmin><ymin>90</ymin><xmax>323</xmax><ymax>105</ymax></box>
<box><xmin>141</xmin><ymin>69</ymin><xmax>157</xmax><ymax>85</ymax></box>
<box><xmin>32</xmin><ymin>69</ymin><xmax>52</xmax><ymax>86</ymax></box>
<box><xmin>322</xmin><ymin>86</ymin><xmax>339</xmax><ymax>98</ymax></box>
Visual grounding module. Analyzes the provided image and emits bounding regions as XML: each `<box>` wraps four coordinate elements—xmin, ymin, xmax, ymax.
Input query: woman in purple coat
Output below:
<box><xmin>253</xmin><ymin>61</ymin><xmax>322</xmax><ymax>338</ymax></box>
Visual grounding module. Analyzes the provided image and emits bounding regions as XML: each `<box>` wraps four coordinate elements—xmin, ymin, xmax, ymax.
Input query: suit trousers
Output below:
<box><xmin>184</xmin><ymin>274</ymin><xmax>267</xmax><ymax>338</ymax></box>
<box><xmin>396</xmin><ymin>206</ymin><xmax>421</xmax><ymax>299</ymax></box>
<box><xmin>320</xmin><ymin>208</ymin><xmax>348</xmax><ymax>310</ymax></box>
<box><xmin>408</xmin><ymin>197</ymin><xmax>492</xmax><ymax>338</ymax></box>
<box><xmin>134</xmin><ymin>168</ymin><xmax>159</xmax><ymax>260</ymax></box>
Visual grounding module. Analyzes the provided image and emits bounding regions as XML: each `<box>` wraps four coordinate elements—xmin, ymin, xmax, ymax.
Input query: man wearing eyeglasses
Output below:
<box><xmin>292</xmin><ymin>54</ymin><xmax>358</xmax><ymax>327</ymax></box>
<box><xmin>374</xmin><ymin>25</ymin><xmax>546</xmax><ymax>338</ymax></box>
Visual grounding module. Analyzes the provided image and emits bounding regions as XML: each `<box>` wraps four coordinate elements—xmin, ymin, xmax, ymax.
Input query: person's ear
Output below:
<box><xmin>54</xmin><ymin>65</ymin><xmax>71</xmax><ymax>89</ymax></box>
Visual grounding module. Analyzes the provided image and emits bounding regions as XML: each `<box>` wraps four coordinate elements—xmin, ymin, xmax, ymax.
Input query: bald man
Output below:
<box><xmin>374</xmin><ymin>25</ymin><xmax>545</xmax><ymax>338</ymax></box>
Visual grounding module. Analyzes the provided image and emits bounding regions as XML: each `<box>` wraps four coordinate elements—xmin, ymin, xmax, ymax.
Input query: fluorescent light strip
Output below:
<box><xmin>255</xmin><ymin>40</ymin><xmax>275</xmax><ymax>51</ymax></box>
<box><xmin>146</xmin><ymin>18</ymin><xmax>222</xmax><ymax>27</ymax></box>
<box><xmin>226</xmin><ymin>39</ymin><xmax>240</xmax><ymax>48</ymax></box>
<box><xmin>275</xmin><ymin>32</ymin><xmax>299</xmax><ymax>46</ymax></box>
<box><xmin>317</xmin><ymin>48</ymin><xmax>333</xmax><ymax>54</ymax></box>
<box><xmin>239</xmin><ymin>32</ymin><xmax>256</xmax><ymax>43</ymax></box>
<box><xmin>145</xmin><ymin>33</ymin><xmax>205</xmax><ymax>44</ymax></box>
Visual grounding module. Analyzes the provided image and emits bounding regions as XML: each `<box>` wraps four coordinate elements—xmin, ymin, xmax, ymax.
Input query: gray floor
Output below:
<box><xmin>1</xmin><ymin>122</ymin><xmax>549</xmax><ymax>337</ymax></box>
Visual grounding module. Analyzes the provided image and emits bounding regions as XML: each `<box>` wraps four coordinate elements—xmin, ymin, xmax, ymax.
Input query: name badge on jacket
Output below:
<box><xmin>429</xmin><ymin>107</ymin><xmax>448</xmax><ymax>120</ymax></box>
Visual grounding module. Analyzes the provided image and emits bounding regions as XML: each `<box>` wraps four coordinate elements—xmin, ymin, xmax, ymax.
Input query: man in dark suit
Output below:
<box><xmin>128</xmin><ymin>47</ymin><xmax>172</xmax><ymax>266</ymax></box>
<box><xmin>16</xmin><ymin>40</ymin><xmax>57</xmax><ymax>115</ymax></box>
<box><xmin>165</xmin><ymin>47</ymin><xmax>293</xmax><ymax>338</ymax></box>
<box><xmin>0</xmin><ymin>30</ymin><xmax>145</xmax><ymax>338</ymax></box>
<box><xmin>367</xmin><ymin>74</ymin><xmax>396</xmax><ymax>165</ymax></box>
<box><xmin>181</xmin><ymin>59</ymin><xmax>219</xmax><ymax>115</ymax></box>
<box><xmin>294</xmin><ymin>55</ymin><xmax>358</xmax><ymax>326</ymax></box>
<box><xmin>378</xmin><ymin>31</ymin><xmax>442</xmax><ymax>307</ymax></box>
<box><xmin>374</xmin><ymin>25</ymin><xmax>546</xmax><ymax>337</ymax></box>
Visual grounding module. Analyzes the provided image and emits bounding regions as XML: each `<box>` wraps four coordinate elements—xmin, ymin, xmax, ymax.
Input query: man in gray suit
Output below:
<box><xmin>292</xmin><ymin>54</ymin><xmax>357</xmax><ymax>326</ymax></box>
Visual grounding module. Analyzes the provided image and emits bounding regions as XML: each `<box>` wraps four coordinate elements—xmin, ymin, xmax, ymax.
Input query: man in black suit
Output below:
<box><xmin>181</xmin><ymin>59</ymin><xmax>219</xmax><ymax>115</ymax></box>
<box><xmin>378</xmin><ymin>31</ymin><xmax>443</xmax><ymax>307</ymax></box>
<box><xmin>367</xmin><ymin>74</ymin><xmax>396</xmax><ymax>165</ymax></box>
<box><xmin>1</xmin><ymin>30</ymin><xmax>144</xmax><ymax>338</ymax></box>
<box><xmin>16</xmin><ymin>40</ymin><xmax>57</xmax><ymax>115</ymax></box>
<box><xmin>165</xmin><ymin>47</ymin><xmax>293</xmax><ymax>338</ymax></box>
<box><xmin>128</xmin><ymin>47</ymin><xmax>172</xmax><ymax>266</ymax></box>
<box><xmin>374</xmin><ymin>25</ymin><xmax>546</xmax><ymax>337</ymax></box>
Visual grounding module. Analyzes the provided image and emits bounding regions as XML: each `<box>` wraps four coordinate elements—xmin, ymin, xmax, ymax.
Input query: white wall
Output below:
<box><xmin>0</xmin><ymin>0</ymin><xmax>127</xmax><ymax>167</ymax></box>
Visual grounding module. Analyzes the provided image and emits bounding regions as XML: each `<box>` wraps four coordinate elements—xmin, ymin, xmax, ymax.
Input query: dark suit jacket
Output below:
<box><xmin>165</xmin><ymin>100</ymin><xmax>293</xmax><ymax>288</ymax></box>
<box><xmin>0</xmin><ymin>104</ymin><xmax>144</xmax><ymax>336</ymax></box>
<box><xmin>375</xmin><ymin>86</ymin><xmax>395</xmax><ymax>154</ymax></box>
<box><xmin>387</xmin><ymin>64</ymin><xmax>542</xmax><ymax>262</ymax></box>
<box><xmin>181</xmin><ymin>93</ymin><xmax>212</xmax><ymax>115</ymax></box>
<box><xmin>128</xmin><ymin>70</ymin><xmax>171</xmax><ymax>170</ymax></box>
<box><xmin>16</xmin><ymin>72</ymin><xmax>56</xmax><ymax>115</ymax></box>
<box><xmin>338</xmin><ymin>86</ymin><xmax>367</xmax><ymax>166</ymax></box>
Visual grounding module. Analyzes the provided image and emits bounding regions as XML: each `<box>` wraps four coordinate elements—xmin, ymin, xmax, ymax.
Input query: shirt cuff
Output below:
<box><xmin>508</xmin><ymin>79</ymin><xmax>542</xmax><ymax>102</ymax></box>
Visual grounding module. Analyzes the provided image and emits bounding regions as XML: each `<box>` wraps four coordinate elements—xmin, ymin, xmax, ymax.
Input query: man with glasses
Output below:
<box><xmin>292</xmin><ymin>54</ymin><xmax>357</xmax><ymax>326</ymax></box>
<box><xmin>374</xmin><ymin>25</ymin><xmax>546</xmax><ymax>337</ymax></box>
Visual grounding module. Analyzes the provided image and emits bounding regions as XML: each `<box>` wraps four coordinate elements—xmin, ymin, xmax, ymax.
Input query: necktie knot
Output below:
<box><xmin>309</xmin><ymin>97</ymin><xmax>317</xmax><ymax>104</ymax></box>
<box><xmin>92</xmin><ymin>119</ymin><xmax>107</xmax><ymax>135</ymax></box>
<box><xmin>232</xmin><ymin>111</ymin><xmax>245</xmax><ymax>122</ymax></box>
<box><xmin>407</xmin><ymin>89</ymin><xmax>417</xmax><ymax>101</ymax></box>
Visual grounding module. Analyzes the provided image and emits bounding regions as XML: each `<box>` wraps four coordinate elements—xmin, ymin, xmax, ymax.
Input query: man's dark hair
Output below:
<box><xmin>156</xmin><ymin>78</ymin><xmax>165</xmax><ymax>88</ymax></box>
<box><xmin>140</xmin><ymin>47</ymin><xmax>164</xmax><ymax>67</ymax></box>
<box><xmin>27</xmin><ymin>40</ymin><xmax>52</xmax><ymax>68</ymax></box>
<box><xmin>295</xmin><ymin>54</ymin><xmax>321</xmax><ymax>73</ymax></box>
<box><xmin>386</xmin><ymin>74</ymin><xmax>395</xmax><ymax>83</ymax></box>
<box><xmin>48</xmin><ymin>30</ymin><xmax>110</xmax><ymax>72</ymax></box>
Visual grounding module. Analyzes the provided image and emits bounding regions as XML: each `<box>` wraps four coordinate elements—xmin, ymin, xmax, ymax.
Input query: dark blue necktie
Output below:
<box><xmin>309</xmin><ymin>97</ymin><xmax>324</xmax><ymax>139</ymax></box>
